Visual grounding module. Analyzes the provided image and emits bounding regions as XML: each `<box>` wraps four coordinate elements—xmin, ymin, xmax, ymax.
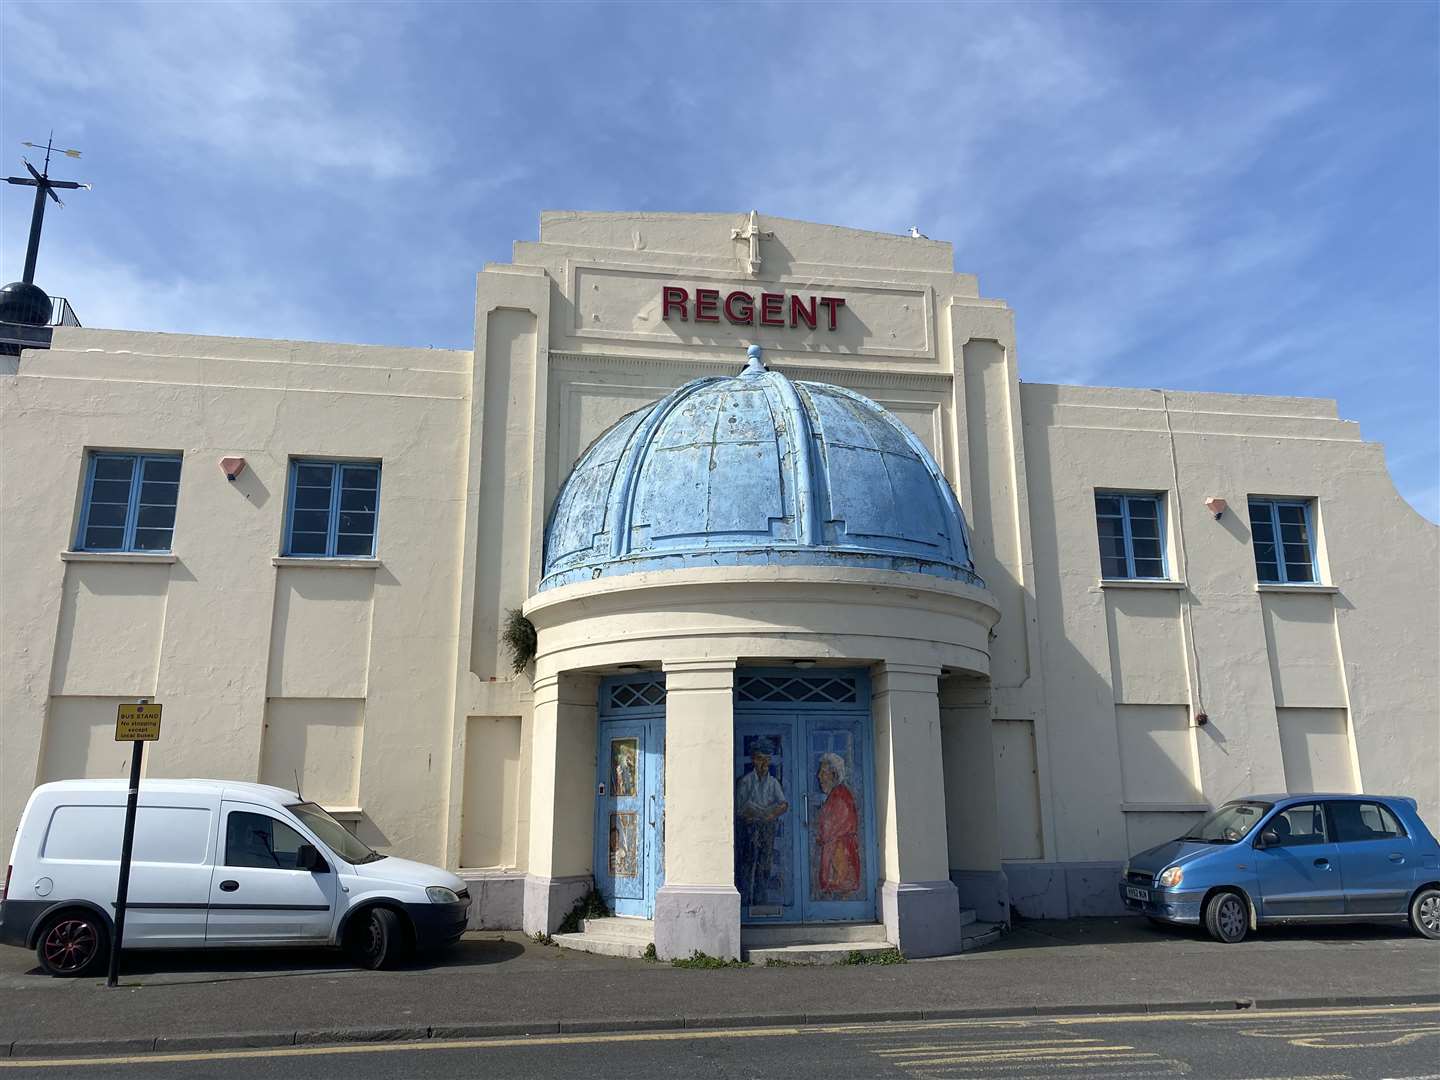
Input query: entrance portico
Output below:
<box><xmin>520</xmin><ymin>348</ymin><xmax>1001</xmax><ymax>958</ymax></box>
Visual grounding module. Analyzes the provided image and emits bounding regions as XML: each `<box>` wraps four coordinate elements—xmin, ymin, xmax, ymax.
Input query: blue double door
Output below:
<box><xmin>595</xmin><ymin>715</ymin><xmax>665</xmax><ymax>918</ymax></box>
<box><xmin>734</xmin><ymin>711</ymin><xmax>875</xmax><ymax>924</ymax></box>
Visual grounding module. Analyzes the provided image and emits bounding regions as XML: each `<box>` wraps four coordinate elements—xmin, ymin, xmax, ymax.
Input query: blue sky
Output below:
<box><xmin>3</xmin><ymin>1</ymin><xmax>1436</xmax><ymax>519</ymax></box>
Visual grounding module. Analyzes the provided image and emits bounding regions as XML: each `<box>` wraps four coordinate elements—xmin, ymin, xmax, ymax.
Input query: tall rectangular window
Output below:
<box><xmin>1249</xmin><ymin>498</ymin><xmax>1316</xmax><ymax>583</ymax></box>
<box><xmin>284</xmin><ymin>460</ymin><xmax>380</xmax><ymax>558</ymax></box>
<box><xmin>76</xmin><ymin>453</ymin><xmax>182</xmax><ymax>552</ymax></box>
<box><xmin>1094</xmin><ymin>491</ymin><xmax>1166</xmax><ymax>579</ymax></box>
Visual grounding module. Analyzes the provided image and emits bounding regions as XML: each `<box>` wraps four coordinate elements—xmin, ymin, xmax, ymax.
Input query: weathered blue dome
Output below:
<box><xmin>540</xmin><ymin>347</ymin><xmax>981</xmax><ymax>591</ymax></box>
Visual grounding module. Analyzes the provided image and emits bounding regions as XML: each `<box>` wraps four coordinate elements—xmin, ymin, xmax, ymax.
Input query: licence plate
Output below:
<box><xmin>1126</xmin><ymin>886</ymin><xmax>1150</xmax><ymax>902</ymax></box>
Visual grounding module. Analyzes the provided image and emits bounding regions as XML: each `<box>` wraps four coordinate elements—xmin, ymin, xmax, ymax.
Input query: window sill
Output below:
<box><xmin>322</xmin><ymin>806</ymin><xmax>363</xmax><ymax>824</ymax></box>
<box><xmin>1122</xmin><ymin>802</ymin><xmax>1210</xmax><ymax>814</ymax></box>
<box><xmin>1099</xmin><ymin>579</ymin><xmax>1186</xmax><ymax>591</ymax></box>
<box><xmin>61</xmin><ymin>551</ymin><xmax>178</xmax><ymax>564</ymax></box>
<box><xmin>1255</xmin><ymin>583</ymin><xmax>1338</xmax><ymax>594</ymax></box>
<box><xmin>272</xmin><ymin>557</ymin><xmax>382</xmax><ymax>569</ymax></box>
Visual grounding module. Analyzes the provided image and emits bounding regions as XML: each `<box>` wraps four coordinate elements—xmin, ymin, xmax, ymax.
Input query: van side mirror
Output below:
<box><xmin>296</xmin><ymin>843</ymin><xmax>328</xmax><ymax>873</ymax></box>
<box><xmin>1256</xmin><ymin>829</ymin><xmax>1279</xmax><ymax>849</ymax></box>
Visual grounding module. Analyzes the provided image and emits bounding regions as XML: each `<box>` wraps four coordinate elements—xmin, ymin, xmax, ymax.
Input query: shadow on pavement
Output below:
<box><xmin>12</xmin><ymin>935</ymin><xmax>528</xmax><ymax>986</ymax></box>
<box><xmin>993</xmin><ymin>916</ymin><xmax>1417</xmax><ymax>951</ymax></box>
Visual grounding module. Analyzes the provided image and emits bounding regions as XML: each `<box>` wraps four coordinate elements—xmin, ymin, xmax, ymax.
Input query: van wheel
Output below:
<box><xmin>36</xmin><ymin>911</ymin><xmax>108</xmax><ymax>977</ymax></box>
<box><xmin>1204</xmin><ymin>891</ymin><xmax>1249</xmax><ymax>944</ymax></box>
<box><xmin>1410</xmin><ymin>888</ymin><xmax>1440</xmax><ymax>940</ymax></box>
<box><xmin>347</xmin><ymin>907</ymin><xmax>409</xmax><ymax>970</ymax></box>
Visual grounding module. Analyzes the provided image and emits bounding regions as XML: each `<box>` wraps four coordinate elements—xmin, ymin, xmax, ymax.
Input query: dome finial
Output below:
<box><xmin>741</xmin><ymin>343</ymin><xmax>766</xmax><ymax>378</ymax></box>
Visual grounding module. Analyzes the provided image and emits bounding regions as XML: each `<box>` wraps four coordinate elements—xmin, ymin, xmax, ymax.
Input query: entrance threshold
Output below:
<box><xmin>553</xmin><ymin>916</ymin><xmax>654</xmax><ymax>959</ymax></box>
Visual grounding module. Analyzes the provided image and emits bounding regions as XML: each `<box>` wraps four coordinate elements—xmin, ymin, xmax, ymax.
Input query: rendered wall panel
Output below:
<box><xmin>1277</xmin><ymin>706</ymin><xmax>1357</xmax><ymax>793</ymax></box>
<box><xmin>1115</xmin><ymin>704</ymin><xmax>1199</xmax><ymax>804</ymax></box>
<box><xmin>1106</xmin><ymin>589</ymin><xmax>1188</xmax><ymax>704</ymax></box>
<box><xmin>259</xmin><ymin>698</ymin><xmax>364</xmax><ymax>807</ymax></box>
<box><xmin>461</xmin><ymin>715</ymin><xmax>523</xmax><ymax>869</ymax></box>
<box><xmin>1261</xmin><ymin>592</ymin><xmax>1345</xmax><ymax>708</ymax></box>
<box><xmin>267</xmin><ymin>568</ymin><xmax>374</xmax><ymax>699</ymax></box>
<box><xmin>992</xmin><ymin>719</ymin><xmax>1043</xmax><ymax>860</ymax></box>
<box><xmin>51</xmin><ymin>563</ymin><xmax>169</xmax><ymax>696</ymax></box>
<box><xmin>40</xmin><ymin>697</ymin><xmax>144</xmax><ymax>782</ymax></box>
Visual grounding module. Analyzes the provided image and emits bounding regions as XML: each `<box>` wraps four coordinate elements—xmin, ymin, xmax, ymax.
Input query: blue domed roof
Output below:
<box><xmin>540</xmin><ymin>347</ymin><xmax>982</xmax><ymax>591</ymax></box>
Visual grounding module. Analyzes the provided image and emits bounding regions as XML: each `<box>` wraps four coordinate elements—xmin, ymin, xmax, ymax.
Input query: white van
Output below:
<box><xmin>0</xmin><ymin>779</ymin><xmax>470</xmax><ymax>977</ymax></box>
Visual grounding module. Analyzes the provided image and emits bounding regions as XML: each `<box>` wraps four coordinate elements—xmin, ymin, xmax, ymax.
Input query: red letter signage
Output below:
<box><xmin>660</xmin><ymin>286</ymin><xmax>846</xmax><ymax>332</ymax></box>
<box><xmin>724</xmin><ymin>290</ymin><xmax>754</xmax><ymax>325</ymax></box>
<box><xmin>662</xmin><ymin>286</ymin><xmax>689</xmax><ymax>322</ymax></box>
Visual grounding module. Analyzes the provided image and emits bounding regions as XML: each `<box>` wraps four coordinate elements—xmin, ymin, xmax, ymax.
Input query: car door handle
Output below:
<box><xmin>1388</xmin><ymin>853</ymin><xmax>1405</xmax><ymax>863</ymax></box>
<box><xmin>219</xmin><ymin>879</ymin><xmax>239</xmax><ymax>892</ymax></box>
<box><xmin>1313</xmin><ymin>858</ymin><xmax>1330</xmax><ymax>869</ymax></box>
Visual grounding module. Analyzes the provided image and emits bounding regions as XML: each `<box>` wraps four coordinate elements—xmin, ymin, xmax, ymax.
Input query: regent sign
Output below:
<box><xmin>662</xmin><ymin>286</ymin><xmax>847</xmax><ymax>331</ymax></box>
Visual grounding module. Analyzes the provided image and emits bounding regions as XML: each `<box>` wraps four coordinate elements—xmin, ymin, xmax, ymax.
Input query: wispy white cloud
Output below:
<box><xmin>3</xmin><ymin>1</ymin><xmax>434</xmax><ymax>183</ymax></box>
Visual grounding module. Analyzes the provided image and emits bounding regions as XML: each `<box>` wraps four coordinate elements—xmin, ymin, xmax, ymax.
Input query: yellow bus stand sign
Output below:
<box><xmin>115</xmin><ymin>703</ymin><xmax>162</xmax><ymax>741</ymax></box>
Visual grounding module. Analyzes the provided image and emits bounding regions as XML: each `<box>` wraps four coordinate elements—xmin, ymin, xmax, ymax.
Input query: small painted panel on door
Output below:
<box><xmin>611</xmin><ymin>737</ymin><xmax>638</xmax><ymax>797</ymax></box>
<box><xmin>609</xmin><ymin>812</ymin><xmax>638</xmax><ymax>878</ymax></box>
<box><xmin>735</xmin><ymin>726</ymin><xmax>794</xmax><ymax>919</ymax></box>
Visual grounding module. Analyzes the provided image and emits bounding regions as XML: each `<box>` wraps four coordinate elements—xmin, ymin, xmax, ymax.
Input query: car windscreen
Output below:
<box><xmin>1182</xmin><ymin>801</ymin><xmax>1273</xmax><ymax>844</ymax></box>
<box><xmin>287</xmin><ymin>801</ymin><xmax>385</xmax><ymax>864</ymax></box>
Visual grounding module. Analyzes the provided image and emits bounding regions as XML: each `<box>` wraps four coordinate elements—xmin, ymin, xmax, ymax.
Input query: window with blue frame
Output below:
<box><xmin>1094</xmin><ymin>491</ymin><xmax>1167</xmax><ymax>579</ymax></box>
<box><xmin>284</xmin><ymin>460</ymin><xmax>381</xmax><ymax>558</ymax></box>
<box><xmin>1248</xmin><ymin>498</ymin><xmax>1317</xmax><ymax>584</ymax></box>
<box><xmin>76</xmin><ymin>453</ymin><xmax>182</xmax><ymax>552</ymax></box>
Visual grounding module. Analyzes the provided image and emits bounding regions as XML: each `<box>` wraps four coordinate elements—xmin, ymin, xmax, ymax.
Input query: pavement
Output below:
<box><xmin>0</xmin><ymin>918</ymin><xmax>1435</xmax><ymax>1060</ymax></box>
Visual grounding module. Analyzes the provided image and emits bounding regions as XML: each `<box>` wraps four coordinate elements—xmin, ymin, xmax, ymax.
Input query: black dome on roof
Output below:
<box><xmin>0</xmin><ymin>281</ymin><xmax>52</xmax><ymax>326</ymax></box>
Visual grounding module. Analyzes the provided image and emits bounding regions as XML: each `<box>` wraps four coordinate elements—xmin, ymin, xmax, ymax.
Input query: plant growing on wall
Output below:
<box><xmin>502</xmin><ymin>608</ymin><xmax>537</xmax><ymax>674</ymax></box>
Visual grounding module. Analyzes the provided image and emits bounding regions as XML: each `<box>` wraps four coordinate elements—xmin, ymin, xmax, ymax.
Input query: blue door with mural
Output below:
<box><xmin>734</xmin><ymin>670</ymin><xmax>875</xmax><ymax>924</ymax></box>
<box><xmin>595</xmin><ymin>675</ymin><xmax>666</xmax><ymax>918</ymax></box>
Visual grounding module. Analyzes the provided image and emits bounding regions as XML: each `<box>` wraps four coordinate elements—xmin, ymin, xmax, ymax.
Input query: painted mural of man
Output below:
<box><xmin>814</xmin><ymin>751</ymin><xmax>860</xmax><ymax>898</ymax></box>
<box><xmin>736</xmin><ymin>738</ymin><xmax>788</xmax><ymax>907</ymax></box>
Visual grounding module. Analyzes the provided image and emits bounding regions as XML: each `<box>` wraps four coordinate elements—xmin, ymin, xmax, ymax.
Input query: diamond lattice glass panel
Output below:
<box><xmin>608</xmin><ymin>679</ymin><xmax>667</xmax><ymax>711</ymax></box>
<box><xmin>736</xmin><ymin>675</ymin><xmax>858</xmax><ymax>705</ymax></box>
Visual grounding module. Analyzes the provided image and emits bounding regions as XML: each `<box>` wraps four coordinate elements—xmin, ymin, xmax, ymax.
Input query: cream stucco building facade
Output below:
<box><xmin>3</xmin><ymin>212</ymin><xmax>1436</xmax><ymax>959</ymax></box>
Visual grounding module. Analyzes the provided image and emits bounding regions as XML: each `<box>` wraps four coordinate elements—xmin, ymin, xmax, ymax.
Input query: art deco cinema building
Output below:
<box><xmin>3</xmin><ymin>212</ymin><xmax>1434</xmax><ymax>958</ymax></box>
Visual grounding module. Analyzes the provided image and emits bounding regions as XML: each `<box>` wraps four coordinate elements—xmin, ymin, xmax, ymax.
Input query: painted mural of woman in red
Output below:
<box><xmin>814</xmin><ymin>751</ymin><xmax>861</xmax><ymax>898</ymax></box>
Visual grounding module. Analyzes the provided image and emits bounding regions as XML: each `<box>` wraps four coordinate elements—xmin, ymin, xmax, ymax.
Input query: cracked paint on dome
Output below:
<box><xmin>540</xmin><ymin>347</ymin><xmax>982</xmax><ymax>591</ymax></box>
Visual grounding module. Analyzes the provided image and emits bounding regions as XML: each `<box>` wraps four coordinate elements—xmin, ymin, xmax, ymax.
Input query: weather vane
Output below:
<box><xmin>5</xmin><ymin>133</ymin><xmax>90</xmax><ymax>285</ymax></box>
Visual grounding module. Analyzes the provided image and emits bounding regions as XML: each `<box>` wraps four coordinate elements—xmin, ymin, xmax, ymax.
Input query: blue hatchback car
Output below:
<box><xmin>1120</xmin><ymin>794</ymin><xmax>1440</xmax><ymax>943</ymax></box>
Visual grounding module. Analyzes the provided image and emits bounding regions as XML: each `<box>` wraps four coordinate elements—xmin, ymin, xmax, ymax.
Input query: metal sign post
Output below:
<box><xmin>106</xmin><ymin>701</ymin><xmax>162</xmax><ymax>988</ymax></box>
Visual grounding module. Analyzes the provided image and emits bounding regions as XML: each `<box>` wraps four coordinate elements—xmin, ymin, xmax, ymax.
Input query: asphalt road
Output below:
<box><xmin>1</xmin><ymin>1005</ymin><xmax>1435</xmax><ymax>1080</ymax></box>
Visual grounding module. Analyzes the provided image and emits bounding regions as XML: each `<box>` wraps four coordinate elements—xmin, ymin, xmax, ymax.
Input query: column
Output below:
<box><xmin>654</xmin><ymin>659</ymin><xmax>740</xmax><ymax>961</ymax></box>
<box><xmin>873</xmin><ymin>662</ymin><xmax>963</xmax><ymax>957</ymax></box>
<box><xmin>522</xmin><ymin>670</ymin><xmax>598</xmax><ymax>936</ymax></box>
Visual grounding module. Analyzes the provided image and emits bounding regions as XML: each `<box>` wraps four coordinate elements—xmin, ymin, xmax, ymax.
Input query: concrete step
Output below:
<box><xmin>552</xmin><ymin>931</ymin><xmax>652</xmax><ymax>959</ymax></box>
<box><xmin>742</xmin><ymin>922</ymin><xmax>888</xmax><ymax>947</ymax></box>
<box><xmin>581</xmin><ymin>917</ymin><xmax>655</xmax><ymax>943</ymax></box>
<box><xmin>746</xmin><ymin>940</ymin><xmax>896</xmax><ymax>966</ymax></box>
<box><xmin>960</xmin><ymin>920</ymin><xmax>1004</xmax><ymax>952</ymax></box>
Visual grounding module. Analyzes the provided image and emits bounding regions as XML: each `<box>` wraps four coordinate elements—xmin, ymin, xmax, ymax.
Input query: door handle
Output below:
<box><xmin>1388</xmin><ymin>853</ymin><xmax>1405</xmax><ymax>863</ymax></box>
<box><xmin>1313</xmin><ymin>858</ymin><xmax>1330</xmax><ymax>869</ymax></box>
<box><xmin>219</xmin><ymin>879</ymin><xmax>239</xmax><ymax>892</ymax></box>
<box><xmin>802</xmin><ymin>793</ymin><xmax>809</xmax><ymax>827</ymax></box>
<box><xmin>648</xmin><ymin>794</ymin><xmax>656</xmax><ymax>827</ymax></box>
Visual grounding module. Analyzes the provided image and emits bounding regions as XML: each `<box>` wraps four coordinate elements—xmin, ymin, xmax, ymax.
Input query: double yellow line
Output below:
<box><xmin>2</xmin><ymin>1003</ymin><xmax>1435</xmax><ymax>1070</ymax></box>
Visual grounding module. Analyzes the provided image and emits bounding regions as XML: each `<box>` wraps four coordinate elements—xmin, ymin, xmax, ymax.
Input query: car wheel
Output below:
<box><xmin>1410</xmin><ymin>888</ymin><xmax>1440</xmax><ymax>941</ymax></box>
<box><xmin>1204</xmin><ymin>890</ymin><xmax>1249</xmax><ymax>944</ymax></box>
<box><xmin>35</xmin><ymin>911</ymin><xmax>108</xmax><ymax>977</ymax></box>
<box><xmin>348</xmin><ymin>907</ymin><xmax>409</xmax><ymax>970</ymax></box>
